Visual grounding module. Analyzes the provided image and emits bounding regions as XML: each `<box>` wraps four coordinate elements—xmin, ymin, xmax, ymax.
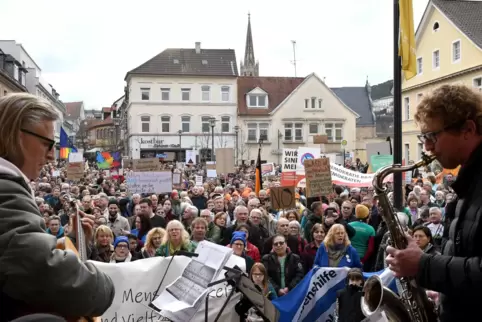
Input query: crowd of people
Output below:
<box><xmin>29</xmin><ymin>150</ymin><xmax>454</xmax><ymax>321</ymax></box>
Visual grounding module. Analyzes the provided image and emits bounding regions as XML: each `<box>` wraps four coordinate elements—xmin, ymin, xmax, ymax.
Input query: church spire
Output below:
<box><xmin>240</xmin><ymin>12</ymin><xmax>259</xmax><ymax>76</ymax></box>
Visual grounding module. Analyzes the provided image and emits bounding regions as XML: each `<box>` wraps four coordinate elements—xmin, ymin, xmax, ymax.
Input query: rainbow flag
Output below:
<box><xmin>60</xmin><ymin>127</ymin><xmax>77</xmax><ymax>159</ymax></box>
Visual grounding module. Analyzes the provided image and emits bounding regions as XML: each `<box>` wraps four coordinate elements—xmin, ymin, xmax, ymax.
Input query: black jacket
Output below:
<box><xmin>416</xmin><ymin>142</ymin><xmax>482</xmax><ymax>322</ymax></box>
<box><xmin>336</xmin><ymin>285</ymin><xmax>365</xmax><ymax>322</ymax></box>
<box><xmin>262</xmin><ymin>251</ymin><xmax>304</xmax><ymax>294</ymax></box>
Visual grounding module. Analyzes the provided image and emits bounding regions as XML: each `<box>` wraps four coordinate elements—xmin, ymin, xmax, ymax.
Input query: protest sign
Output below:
<box><xmin>131</xmin><ymin>158</ymin><xmax>161</xmax><ymax>172</ymax></box>
<box><xmin>261</xmin><ymin>163</ymin><xmax>276</xmax><ymax>176</ymax></box>
<box><xmin>93</xmin><ymin>254</ymin><xmax>245</xmax><ymax>322</ymax></box>
<box><xmin>67</xmin><ymin>162</ymin><xmax>84</xmax><ymax>181</ymax></box>
<box><xmin>282</xmin><ymin>149</ymin><xmax>298</xmax><ymax>171</ymax></box>
<box><xmin>270</xmin><ymin>186</ymin><xmax>295</xmax><ymax>210</ymax></box>
<box><xmin>126</xmin><ymin>171</ymin><xmax>172</xmax><ymax>193</ymax></box>
<box><xmin>297</xmin><ymin>147</ymin><xmax>320</xmax><ymax>172</ymax></box>
<box><xmin>304</xmin><ymin>158</ymin><xmax>332</xmax><ymax>197</ymax></box>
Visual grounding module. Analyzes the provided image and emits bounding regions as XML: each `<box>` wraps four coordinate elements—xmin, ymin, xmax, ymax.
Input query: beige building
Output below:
<box><xmin>236</xmin><ymin>73</ymin><xmax>361</xmax><ymax>164</ymax></box>
<box><xmin>402</xmin><ymin>0</ymin><xmax>482</xmax><ymax>162</ymax></box>
<box><xmin>0</xmin><ymin>49</ymin><xmax>27</xmax><ymax>96</ymax></box>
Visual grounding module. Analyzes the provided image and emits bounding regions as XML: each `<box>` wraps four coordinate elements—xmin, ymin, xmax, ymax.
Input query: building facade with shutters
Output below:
<box><xmin>124</xmin><ymin>42</ymin><xmax>238</xmax><ymax>161</ymax></box>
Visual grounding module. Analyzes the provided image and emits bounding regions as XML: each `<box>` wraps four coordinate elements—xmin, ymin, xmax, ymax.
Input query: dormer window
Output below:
<box><xmin>248</xmin><ymin>94</ymin><xmax>267</xmax><ymax>108</ymax></box>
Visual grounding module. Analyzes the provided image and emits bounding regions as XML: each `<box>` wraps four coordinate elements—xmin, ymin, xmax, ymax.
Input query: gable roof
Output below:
<box><xmin>125</xmin><ymin>47</ymin><xmax>238</xmax><ymax>80</ymax></box>
<box><xmin>417</xmin><ymin>0</ymin><xmax>482</xmax><ymax>49</ymax></box>
<box><xmin>331</xmin><ymin>87</ymin><xmax>374</xmax><ymax>126</ymax></box>
<box><xmin>64</xmin><ymin>101</ymin><xmax>83</xmax><ymax>120</ymax></box>
<box><xmin>237</xmin><ymin>76</ymin><xmax>305</xmax><ymax>116</ymax></box>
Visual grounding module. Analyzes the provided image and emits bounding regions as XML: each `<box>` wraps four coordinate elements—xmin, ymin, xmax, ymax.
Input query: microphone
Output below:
<box><xmin>174</xmin><ymin>250</ymin><xmax>199</xmax><ymax>258</ymax></box>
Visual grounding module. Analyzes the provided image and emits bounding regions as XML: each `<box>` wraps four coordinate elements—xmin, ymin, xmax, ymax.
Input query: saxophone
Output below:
<box><xmin>361</xmin><ymin>152</ymin><xmax>438</xmax><ymax>322</ymax></box>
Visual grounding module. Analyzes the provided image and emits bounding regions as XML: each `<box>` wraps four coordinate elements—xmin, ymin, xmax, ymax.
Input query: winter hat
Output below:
<box><xmin>347</xmin><ymin>267</ymin><xmax>364</xmax><ymax>281</ymax></box>
<box><xmin>108</xmin><ymin>199</ymin><xmax>119</xmax><ymax>207</ymax></box>
<box><xmin>171</xmin><ymin>190</ymin><xmax>179</xmax><ymax>197</ymax></box>
<box><xmin>114</xmin><ymin>236</ymin><xmax>129</xmax><ymax>248</ymax></box>
<box><xmin>355</xmin><ymin>204</ymin><xmax>369</xmax><ymax>219</ymax></box>
<box><xmin>230</xmin><ymin>231</ymin><xmax>247</xmax><ymax>246</ymax></box>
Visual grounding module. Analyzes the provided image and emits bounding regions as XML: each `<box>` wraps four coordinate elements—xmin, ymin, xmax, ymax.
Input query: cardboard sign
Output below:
<box><xmin>313</xmin><ymin>135</ymin><xmax>328</xmax><ymax>144</ymax></box>
<box><xmin>67</xmin><ymin>162</ymin><xmax>84</xmax><ymax>181</ymax></box>
<box><xmin>304</xmin><ymin>158</ymin><xmax>333</xmax><ymax>197</ymax></box>
<box><xmin>215</xmin><ymin>148</ymin><xmax>234</xmax><ymax>174</ymax></box>
<box><xmin>131</xmin><ymin>158</ymin><xmax>161</xmax><ymax>172</ymax></box>
<box><xmin>270</xmin><ymin>186</ymin><xmax>296</xmax><ymax>210</ymax></box>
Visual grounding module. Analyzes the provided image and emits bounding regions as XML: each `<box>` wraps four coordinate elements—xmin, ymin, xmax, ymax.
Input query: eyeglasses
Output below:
<box><xmin>274</xmin><ymin>241</ymin><xmax>285</xmax><ymax>247</ymax></box>
<box><xmin>417</xmin><ymin>122</ymin><xmax>464</xmax><ymax>144</ymax></box>
<box><xmin>116</xmin><ymin>244</ymin><xmax>128</xmax><ymax>249</ymax></box>
<box><xmin>21</xmin><ymin>129</ymin><xmax>55</xmax><ymax>151</ymax></box>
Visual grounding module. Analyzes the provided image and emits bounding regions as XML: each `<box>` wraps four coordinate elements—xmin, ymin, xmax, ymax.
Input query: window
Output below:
<box><xmin>404</xmin><ymin>143</ymin><xmax>410</xmax><ymax>162</ymax></box>
<box><xmin>161</xmin><ymin>88</ymin><xmax>170</xmax><ymax>101</ymax></box>
<box><xmin>473</xmin><ymin>77</ymin><xmax>482</xmax><ymax>91</ymax></box>
<box><xmin>221</xmin><ymin>86</ymin><xmax>230</xmax><ymax>102</ymax></box>
<box><xmin>201</xmin><ymin>85</ymin><xmax>210</xmax><ymax>101</ymax></box>
<box><xmin>161</xmin><ymin>116</ymin><xmax>170</xmax><ymax>133</ymax></box>
<box><xmin>246</xmin><ymin>123</ymin><xmax>269</xmax><ymax>142</ymax></box>
<box><xmin>324</xmin><ymin>123</ymin><xmax>343</xmax><ymax>141</ymax></box>
<box><xmin>305</xmin><ymin>99</ymin><xmax>309</xmax><ymax>109</ymax></box>
<box><xmin>318</xmin><ymin>99</ymin><xmax>322</xmax><ymax>109</ymax></box>
<box><xmin>247</xmin><ymin>123</ymin><xmax>257</xmax><ymax>141</ymax></box>
<box><xmin>248</xmin><ymin>94</ymin><xmax>267</xmax><ymax>108</ymax></box>
<box><xmin>452</xmin><ymin>40</ymin><xmax>461</xmax><ymax>63</ymax></box>
<box><xmin>311</xmin><ymin>97</ymin><xmax>316</xmax><ymax>109</ymax></box>
<box><xmin>418</xmin><ymin>143</ymin><xmax>424</xmax><ymax>160</ymax></box>
<box><xmin>202</xmin><ymin>116</ymin><xmax>211</xmax><ymax>133</ymax></box>
<box><xmin>432</xmin><ymin>50</ymin><xmax>440</xmax><ymax>69</ymax></box>
<box><xmin>220</xmin><ymin>116</ymin><xmax>230</xmax><ymax>133</ymax></box>
<box><xmin>284</xmin><ymin>123</ymin><xmax>303</xmax><ymax>141</ymax></box>
<box><xmin>433</xmin><ymin>22</ymin><xmax>439</xmax><ymax>32</ymax></box>
<box><xmin>259</xmin><ymin>123</ymin><xmax>269</xmax><ymax>141</ymax></box>
<box><xmin>141</xmin><ymin>116</ymin><xmax>150</xmax><ymax>132</ymax></box>
<box><xmin>417</xmin><ymin>93</ymin><xmax>423</xmax><ymax>103</ymax></box>
<box><xmin>141</xmin><ymin>88</ymin><xmax>150</xmax><ymax>100</ymax></box>
<box><xmin>404</xmin><ymin>97</ymin><xmax>410</xmax><ymax>120</ymax></box>
<box><xmin>334</xmin><ymin>124</ymin><xmax>343</xmax><ymax>141</ymax></box>
<box><xmin>309</xmin><ymin>123</ymin><xmax>319</xmax><ymax>134</ymax></box>
<box><xmin>181</xmin><ymin>116</ymin><xmax>190</xmax><ymax>133</ymax></box>
<box><xmin>181</xmin><ymin>88</ymin><xmax>191</xmax><ymax>101</ymax></box>
<box><xmin>417</xmin><ymin>57</ymin><xmax>423</xmax><ymax>75</ymax></box>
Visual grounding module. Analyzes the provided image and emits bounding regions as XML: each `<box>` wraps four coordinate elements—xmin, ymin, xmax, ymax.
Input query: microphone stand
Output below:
<box><xmin>205</xmin><ymin>266</ymin><xmax>242</xmax><ymax>322</ymax></box>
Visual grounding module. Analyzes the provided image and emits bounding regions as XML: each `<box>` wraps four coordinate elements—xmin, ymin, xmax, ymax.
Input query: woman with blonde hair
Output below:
<box><xmin>91</xmin><ymin>225</ymin><xmax>114</xmax><ymax>263</ymax></box>
<box><xmin>139</xmin><ymin>227</ymin><xmax>166</xmax><ymax>258</ymax></box>
<box><xmin>313</xmin><ymin>224</ymin><xmax>362</xmax><ymax>268</ymax></box>
<box><xmin>155</xmin><ymin>220</ymin><xmax>196</xmax><ymax>256</ymax></box>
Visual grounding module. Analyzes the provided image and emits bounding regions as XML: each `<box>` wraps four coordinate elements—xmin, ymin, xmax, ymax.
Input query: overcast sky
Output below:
<box><xmin>0</xmin><ymin>0</ymin><xmax>428</xmax><ymax>109</ymax></box>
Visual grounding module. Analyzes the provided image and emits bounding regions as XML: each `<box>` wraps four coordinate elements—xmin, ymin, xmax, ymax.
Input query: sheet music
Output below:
<box><xmin>150</xmin><ymin>241</ymin><xmax>232</xmax><ymax>320</ymax></box>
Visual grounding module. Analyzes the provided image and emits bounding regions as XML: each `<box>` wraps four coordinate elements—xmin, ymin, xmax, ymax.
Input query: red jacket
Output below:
<box><xmin>227</xmin><ymin>241</ymin><xmax>261</xmax><ymax>262</ymax></box>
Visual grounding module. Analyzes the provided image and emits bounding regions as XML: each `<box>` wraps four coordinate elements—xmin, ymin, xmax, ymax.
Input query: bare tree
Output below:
<box><xmin>216</xmin><ymin>128</ymin><xmax>229</xmax><ymax>148</ymax></box>
<box><xmin>236</xmin><ymin>128</ymin><xmax>251</xmax><ymax>163</ymax></box>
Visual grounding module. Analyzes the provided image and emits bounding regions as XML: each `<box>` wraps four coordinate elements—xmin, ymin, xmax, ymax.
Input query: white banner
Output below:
<box><xmin>297</xmin><ymin>147</ymin><xmax>321</xmax><ymax>172</ymax></box>
<box><xmin>93</xmin><ymin>254</ymin><xmax>245</xmax><ymax>322</ymax></box>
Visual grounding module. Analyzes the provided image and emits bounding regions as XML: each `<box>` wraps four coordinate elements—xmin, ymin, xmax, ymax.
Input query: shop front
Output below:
<box><xmin>139</xmin><ymin>138</ymin><xmax>184</xmax><ymax>162</ymax></box>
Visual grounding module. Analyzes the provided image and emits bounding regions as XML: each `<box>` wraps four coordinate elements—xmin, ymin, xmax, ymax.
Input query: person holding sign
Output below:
<box><xmin>0</xmin><ymin>94</ymin><xmax>114</xmax><ymax>321</ymax></box>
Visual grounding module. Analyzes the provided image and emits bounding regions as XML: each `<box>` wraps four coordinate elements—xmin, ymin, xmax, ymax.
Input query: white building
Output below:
<box><xmin>237</xmin><ymin>73</ymin><xmax>360</xmax><ymax>164</ymax></box>
<box><xmin>124</xmin><ymin>42</ymin><xmax>238</xmax><ymax>161</ymax></box>
<box><xmin>0</xmin><ymin>40</ymin><xmax>68</xmax><ymax>150</ymax></box>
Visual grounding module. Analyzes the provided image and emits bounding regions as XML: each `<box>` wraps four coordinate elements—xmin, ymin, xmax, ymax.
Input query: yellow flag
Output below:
<box><xmin>399</xmin><ymin>0</ymin><xmax>417</xmax><ymax>80</ymax></box>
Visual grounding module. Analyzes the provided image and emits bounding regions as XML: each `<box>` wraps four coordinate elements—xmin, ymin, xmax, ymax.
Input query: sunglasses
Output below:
<box><xmin>21</xmin><ymin>129</ymin><xmax>55</xmax><ymax>150</ymax></box>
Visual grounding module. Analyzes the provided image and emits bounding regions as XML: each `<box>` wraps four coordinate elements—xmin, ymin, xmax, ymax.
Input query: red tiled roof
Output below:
<box><xmin>102</xmin><ymin>107</ymin><xmax>111</xmax><ymax>112</ymax></box>
<box><xmin>237</xmin><ymin>76</ymin><xmax>305</xmax><ymax>115</ymax></box>
<box><xmin>64</xmin><ymin>101</ymin><xmax>83</xmax><ymax>119</ymax></box>
<box><xmin>86</xmin><ymin>117</ymin><xmax>114</xmax><ymax>130</ymax></box>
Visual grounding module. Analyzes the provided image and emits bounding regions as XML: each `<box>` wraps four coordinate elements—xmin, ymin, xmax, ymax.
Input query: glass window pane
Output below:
<box><xmin>249</xmin><ymin>95</ymin><xmax>257</xmax><ymax>106</ymax></box>
<box><xmin>161</xmin><ymin>116</ymin><xmax>170</xmax><ymax>122</ymax></box>
<box><xmin>258</xmin><ymin>95</ymin><xmax>266</xmax><ymax>106</ymax></box>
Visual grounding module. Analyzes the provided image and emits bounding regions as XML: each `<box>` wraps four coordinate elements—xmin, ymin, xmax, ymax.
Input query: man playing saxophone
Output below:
<box><xmin>386</xmin><ymin>84</ymin><xmax>482</xmax><ymax>322</ymax></box>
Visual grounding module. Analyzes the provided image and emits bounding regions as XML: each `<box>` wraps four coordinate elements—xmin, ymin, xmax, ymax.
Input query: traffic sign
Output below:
<box><xmin>341</xmin><ymin>139</ymin><xmax>347</xmax><ymax>146</ymax></box>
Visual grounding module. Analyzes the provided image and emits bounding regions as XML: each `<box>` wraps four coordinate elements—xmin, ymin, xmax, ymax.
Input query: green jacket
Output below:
<box><xmin>155</xmin><ymin>240</ymin><xmax>197</xmax><ymax>257</ymax></box>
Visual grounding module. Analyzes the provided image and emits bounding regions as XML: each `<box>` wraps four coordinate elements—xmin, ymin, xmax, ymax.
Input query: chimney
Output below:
<box><xmin>195</xmin><ymin>42</ymin><xmax>201</xmax><ymax>54</ymax></box>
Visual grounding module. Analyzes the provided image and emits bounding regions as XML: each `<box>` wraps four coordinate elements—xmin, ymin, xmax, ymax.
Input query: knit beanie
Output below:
<box><xmin>108</xmin><ymin>199</ymin><xmax>119</xmax><ymax>207</ymax></box>
<box><xmin>355</xmin><ymin>204</ymin><xmax>369</xmax><ymax>219</ymax></box>
<box><xmin>230</xmin><ymin>231</ymin><xmax>247</xmax><ymax>246</ymax></box>
<box><xmin>114</xmin><ymin>236</ymin><xmax>129</xmax><ymax>248</ymax></box>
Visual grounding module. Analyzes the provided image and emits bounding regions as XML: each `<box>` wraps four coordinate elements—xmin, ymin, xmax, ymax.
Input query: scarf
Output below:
<box><xmin>327</xmin><ymin>243</ymin><xmax>347</xmax><ymax>268</ymax></box>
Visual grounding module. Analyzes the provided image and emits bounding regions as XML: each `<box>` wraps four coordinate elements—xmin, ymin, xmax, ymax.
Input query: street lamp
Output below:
<box><xmin>234</xmin><ymin>125</ymin><xmax>239</xmax><ymax>165</ymax></box>
<box><xmin>209</xmin><ymin>118</ymin><xmax>216</xmax><ymax>161</ymax></box>
<box><xmin>178</xmin><ymin>130</ymin><xmax>183</xmax><ymax>162</ymax></box>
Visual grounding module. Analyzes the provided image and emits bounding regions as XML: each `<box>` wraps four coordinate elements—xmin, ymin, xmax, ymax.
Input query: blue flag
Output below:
<box><xmin>272</xmin><ymin>267</ymin><xmax>396</xmax><ymax>322</ymax></box>
<box><xmin>60</xmin><ymin>127</ymin><xmax>77</xmax><ymax>151</ymax></box>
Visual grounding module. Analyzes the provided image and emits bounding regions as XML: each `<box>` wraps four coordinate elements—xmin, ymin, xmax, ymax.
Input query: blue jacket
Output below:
<box><xmin>314</xmin><ymin>242</ymin><xmax>362</xmax><ymax>269</ymax></box>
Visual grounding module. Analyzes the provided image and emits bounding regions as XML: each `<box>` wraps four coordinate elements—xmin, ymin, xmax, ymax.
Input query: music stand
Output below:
<box><xmin>205</xmin><ymin>266</ymin><xmax>279</xmax><ymax>322</ymax></box>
